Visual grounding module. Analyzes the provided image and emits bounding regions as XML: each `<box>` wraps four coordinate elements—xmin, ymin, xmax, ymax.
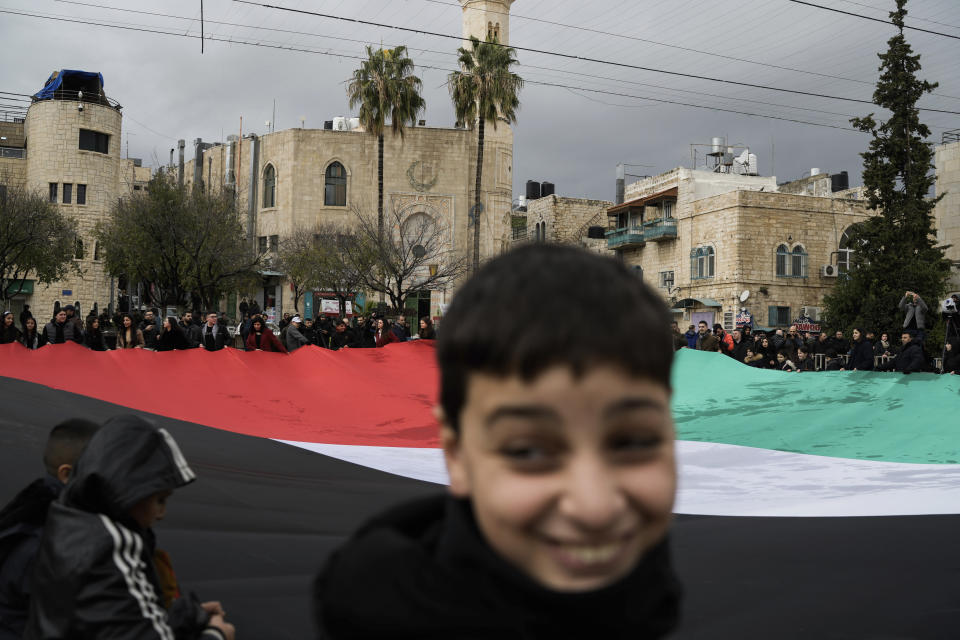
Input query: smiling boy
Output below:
<box><xmin>314</xmin><ymin>244</ymin><xmax>681</xmax><ymax>638</ymax></box>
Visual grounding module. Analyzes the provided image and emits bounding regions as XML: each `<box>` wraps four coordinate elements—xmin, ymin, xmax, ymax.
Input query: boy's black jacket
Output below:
<box><xmin>23</xmin><ymin>415</ymin><xmax>207</xmax><ymax>640</ymax></box>
<box><xmin>315</xmin><ymin>494</ymin><xmax>681</xmax><ymax>639</ymax></box>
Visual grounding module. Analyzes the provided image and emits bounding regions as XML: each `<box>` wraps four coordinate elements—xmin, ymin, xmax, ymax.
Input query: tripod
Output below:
<box><xmin>942</xmin><ymin>314</ymin><xmax>959</xmax><ymax>372</ymax></box>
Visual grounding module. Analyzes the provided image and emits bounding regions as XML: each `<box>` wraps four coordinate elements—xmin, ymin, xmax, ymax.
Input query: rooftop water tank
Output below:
<box><xmin>541</xmin><ymin>181</ymin><xmax>555</xmax><ymax>197</ymax></box>
<box><xmin>831</xmin><ymin>171</ymin><xmax>849</xmax><ymax>192</ymax></box>
<box><xmin>526</xmin><ymin>180</ymin><xmax>541</xmax><ymax>201</ymax></box>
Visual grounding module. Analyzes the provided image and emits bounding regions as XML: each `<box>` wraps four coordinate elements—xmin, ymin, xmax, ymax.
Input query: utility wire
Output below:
<box><xmin>420</xmin><ymin>0</ymin><xmax>879</xmax><ymax>88</ymax></box>
<box><xmin>44</xmin><ymin>0</ymin><xmax>873</xmax><ymax>122</ymax></box>
<box><xmin>230</xmin><ymin>0</ymin><xmax>960</xmax><ymax>114</ymax></box>
<box><xmin>0</xmin><ymin>6</ymin><xmax>927</xmax><ymax>133</ymax></box>
<box><xmin>784</xmin><ymin>0</ymin><xmax>960</xmax><ymax>40</ymax></box>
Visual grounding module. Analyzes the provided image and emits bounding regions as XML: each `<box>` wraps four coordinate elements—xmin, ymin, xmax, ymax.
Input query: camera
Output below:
<box><xmin>942</xmin><ymin>297</ymin><xmax>958</xmax><ymax>317</ymax></box>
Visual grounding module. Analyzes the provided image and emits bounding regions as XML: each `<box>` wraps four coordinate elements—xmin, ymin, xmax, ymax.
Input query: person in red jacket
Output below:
<box><xmin>374</xmin><ymin>318</ymin><xmax>400</xmax><ymax>348</ymax></box>
<box><xmin>713</xmin><ymin>323</ymin><xmax>734</xmax><ymax>356</ymax></box>
<box><xmin>244</xmin><ymin>317</ymin><xmax>287</xmax><ymax>353</ymax></box>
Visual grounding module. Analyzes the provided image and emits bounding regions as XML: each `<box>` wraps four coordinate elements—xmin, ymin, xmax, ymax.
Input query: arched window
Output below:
<box><xmin>493</xmin><ymin>23</ymin><xmax>501</xmax><ymax>40</ymax></box>
<box><xmin>776</xmin><ymin>244</ymin><xmax>789</xmax><ymax>277</ymax></box>
<box><xmin>792</xmin><ymin>245</ymin><xmax>807</xmax><ymax>278</ymax></box>
<box><xmin>74</xmin><ymin>237</ymin><xmax>84</xmax><ymax>260</ymax></box>
<box><xmin>691</xmin><ymin>246</ymin><xmax>715</xmax><ymax>279</ymax></box>
<box><xmin>324</xmin><ymin>162</ymin><xmax>347</xmax><ymax>206</ymax></box>
<box><xmin>93</xmin><ymin>241</ymin><xmax>101</xmax><ymax>261</ymax></box>
<box><xmin>401</xmin><ymin>212</ymin><xmax>437</xmax><ymax>260</ymax></box>
<box><xmin>262</xmin><ymin>164</ymin><xmax>276</xmax><ymax>208</ymax></box>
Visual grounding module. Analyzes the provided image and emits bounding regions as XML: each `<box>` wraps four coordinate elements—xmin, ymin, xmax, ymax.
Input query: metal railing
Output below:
<box><xmin>942</xmin><ymin>129</ymin><xmax>960</xmax><ymax>144</ymax></box>
<box><xmin>511</xmin><ymin>227</ymin><xmax>528</xmax><ymax>241</ymax></box>
<box><xmin>642</xmin><ymin>218</ymin><xmax>678</xmax><ymax>241</ymax></box>
<box><xmin>605</xmin><ymin>226</ymin><xmax>644</xmax><ymax>249</ymax></box>
<box><xmin>32</xmin><ymin>89</ymin><xmax>122</xmax><ymax>111</ymax></box>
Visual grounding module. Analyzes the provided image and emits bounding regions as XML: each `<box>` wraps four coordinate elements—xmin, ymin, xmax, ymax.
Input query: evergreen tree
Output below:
<box><xmin>823</xmin><ymin>0</ymin><xmax>951</xmax><ymax>339</ymax></box>
<box><xmin>825</xmin><ymin>0</ymin><xmax>950</xmax><ymax>340</ymax></box>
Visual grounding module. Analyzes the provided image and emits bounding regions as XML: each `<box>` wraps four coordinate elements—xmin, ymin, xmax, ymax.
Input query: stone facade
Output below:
<box><xmin>509</xmin><ymin>194</ymin><xmax>610</xmax><ymax>253</ymax></box>
<box><xmin>934</xmin><ymin>140</ymin><xmax>960</xmax><ymax>292</ymax></box>
<box><xmin>174</xmin><ymin>0</ymin><xmax>517</xmax><ymax>318</ymax></box>
<box><xmin>612</xmin><ymin>168</ymin><xmax>873</xmax><ymax>330</ymax></box>
<box><xmin>1</xmin><ymin>93</ymin><xmax>148</xmax><ymax>321</ymax></box>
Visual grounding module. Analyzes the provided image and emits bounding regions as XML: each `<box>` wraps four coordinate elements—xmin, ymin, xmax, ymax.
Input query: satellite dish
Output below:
<box><xmin>739</xmin><ymin>290</ymin><xmax>750</xmax><ymax>302</ymax></box>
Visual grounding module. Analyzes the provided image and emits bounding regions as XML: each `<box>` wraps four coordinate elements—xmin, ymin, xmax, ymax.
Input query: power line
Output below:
<box><xmin>230</xmin><ymin>0</ymin><xmax>960</xmax><ymax>115</ymax></box>
<box><xmin>838</xmin><ymin>0</ymin><xmax>960</xmax><ymax>30</ymax></box>
<box><xmin>44</xmin><ymin>0</ymin><xmax>876</xmax><ymax>123</ymax></box>
<box><xmin>420</xmin><ymin>0</ymin><xmax>880</xmax><ymax>89</ymax></box>
<box><xmin>0</xmin><ymin>6</ymin><xmax>930</xmax><ymax>134</ymax></box>
<box><xmin>784</xmin><ymin>0</ymin><xmax>960</xmax><ymax>40</ymax></box>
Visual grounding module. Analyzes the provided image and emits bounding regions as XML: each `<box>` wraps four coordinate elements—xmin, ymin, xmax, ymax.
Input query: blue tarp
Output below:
<box><xmin>33</xmin><ymin>69</ymin><xmax>104</xmax><ymax>100</ymax></box>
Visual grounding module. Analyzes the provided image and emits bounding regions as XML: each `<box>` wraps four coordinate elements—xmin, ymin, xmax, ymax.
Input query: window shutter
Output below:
<box><xmin>768</xmin><ymin>306</ymin><xmax>777</xmax><ymax>326</ymax></box>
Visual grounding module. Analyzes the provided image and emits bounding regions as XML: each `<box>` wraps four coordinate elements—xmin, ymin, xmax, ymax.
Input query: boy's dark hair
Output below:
<box><xmin>43</xmin><ymin>418</ymin><xmax>101</xmax><ymax>475</ymax></box>
<box><xmin>438</xmin><ymin>244</ymin><xmax>673</xmax><ymax>432</ymax></box>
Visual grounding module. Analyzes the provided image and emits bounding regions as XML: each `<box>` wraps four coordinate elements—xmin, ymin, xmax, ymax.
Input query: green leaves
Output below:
<box><xmin>825</xmin><ymin>0</ymin><xmax>951</xmax><ymax>338</ymax></box>
<box><xmin>0</xmin><ymin>183</ymin><xmax>78</xmax><ymax>301</ymax></box>
<box><xmin>347</xmin><ymin>45</ymin><xmax>426</xmax><ymax>139</ymax></box>
<box><xmin>448</xmin><ymin>36</ymin><xmax>523</xmax><ymax>132</ymax></box>
<box><xmin>96</xmin><ymin>173</ymin><xmax>261</xmax><ymax>308</ymax></box>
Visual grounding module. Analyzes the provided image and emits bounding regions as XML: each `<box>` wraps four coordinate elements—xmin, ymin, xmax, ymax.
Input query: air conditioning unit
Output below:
<box><xmin>821</xmin><ymin>264</ymin><xmax>838</xmax><ymax>277</ymax></box>
<box><xmin>800</xmin><ymin>306</ymin><xmax>821</xmax><ymax>321</ymax></box>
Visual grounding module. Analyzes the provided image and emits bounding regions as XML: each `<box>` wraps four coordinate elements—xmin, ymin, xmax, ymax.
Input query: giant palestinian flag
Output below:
<box><xmin>0</xmin><ymin>343</ymin><xmax>957</xmax><ymax>638</ymax></box>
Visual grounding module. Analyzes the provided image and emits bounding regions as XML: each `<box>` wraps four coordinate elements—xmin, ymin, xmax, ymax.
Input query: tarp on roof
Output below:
<box><xmin>33</xmin><ymin>69</ymin><xmax>104</xmax><ymax>100</ymax></box>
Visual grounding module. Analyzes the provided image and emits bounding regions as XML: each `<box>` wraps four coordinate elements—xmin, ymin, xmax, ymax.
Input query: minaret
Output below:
<box><xmin>459</xmin><ymin>0</ymin><xmax>515</xmax><ymax>47</ymax></box>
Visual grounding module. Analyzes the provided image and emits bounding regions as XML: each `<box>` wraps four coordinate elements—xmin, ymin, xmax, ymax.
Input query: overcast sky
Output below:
<box><xmin>2</xmin><ymin>0</ymin><xmax>959</xmax><ymax>201</ymax></box>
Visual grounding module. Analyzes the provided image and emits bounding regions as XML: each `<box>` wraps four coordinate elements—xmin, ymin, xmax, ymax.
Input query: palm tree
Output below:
<box><xmin>347</xmin><ymin>46</ymin><xmax>426</xmax><ymax>239</ymax></box>
<box><xmin>449</xmin><ymin>36</ymin><xmax>523</xmax><ymax>271</ymax></box>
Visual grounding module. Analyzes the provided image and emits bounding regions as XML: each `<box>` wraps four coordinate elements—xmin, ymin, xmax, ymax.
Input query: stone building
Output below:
<box><xmin>934</xmin><ymin>135</ymin><xmax>960</xmax><ymax>292</ymax></box>
<box><xmin>176</xmin><ymin>0</ymin><xmax>516</xmax><ymax>321</ymax></box>
<box><xmin>507</xmin><ymin>193</ymin><xmax>610</xmax><ymax>254</ymax></box>
<box><xmin>1</xmin><ymin>70</ymin><xmax>149</xmax><ymax>322</ymax></box>
<box><xmin>608</xmin><ymin>167</ymin><xmax>873</xmax><ymax>331</ymax></box>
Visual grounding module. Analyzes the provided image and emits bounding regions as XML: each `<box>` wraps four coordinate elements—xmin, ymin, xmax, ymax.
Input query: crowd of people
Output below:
<box><xmin>0</xmin><ymin>303</ymin><xmax>437</xmax><ymax>354</ymax></box>
<box><xmin>672</xmin><ymin>291</ymin><xmax>960</xmax><ymax>375</ymax></box>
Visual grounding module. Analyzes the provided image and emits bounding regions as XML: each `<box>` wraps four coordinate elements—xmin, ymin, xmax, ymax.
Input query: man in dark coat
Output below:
<box><xmin>877</xmin><ymin>332</ymin><xmax>926</xmax><ymax>374</ymax></box>
<box><xmin>0</xmin><ymin>419</ymin><xmax>100</xmax><ymax>640</ymax></box>
<box><xmin>200</xmin><ymin>312</ymin><xmax>229</xmax><ymax>351</ymax></box>
<box><xmin>42</xmin><ymin>311</ymin><xmax>82</xmax><ymax>345</ymax></box>
<box><xmin>18</xmin><ymin>305</ymin><xmax>32</xmax><ymax>332</ymax></box>
<box><xmin>695</xmin><ymin>321</ymin><xmax>718</xmax><ymax>352</ymax></box>
<box><xmin>62</xmin><ymin>305</ymin><xmax>84</xmax><ymax>342</ymax></box>
<box><xmin>139</xmin><ymin>310</ymin><xmax>159</xmax><ymax>349</ymax></box>
<box><xmin>730</xmin><ymin>329</ymin><xmax>750</xmax><ymax>362</ymax></box>
<box><xmin>180</xmin><ymin>312</ymin><xmax>202</xmax><ymax>348</ymax></box>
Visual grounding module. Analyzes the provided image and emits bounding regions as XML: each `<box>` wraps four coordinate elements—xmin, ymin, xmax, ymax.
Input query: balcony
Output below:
<box><xmin>605</xmin><ymin>226</ymin><xmax>645</xmax><ymax>249</ymax></box>
<box><xmin>642</xmin><ymin>218</ymin><xmax>677</xmax><ymax>242</ymax></box>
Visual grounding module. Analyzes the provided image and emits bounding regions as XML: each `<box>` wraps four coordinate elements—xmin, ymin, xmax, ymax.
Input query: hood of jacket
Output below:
<box><xmin>61</xmin><ymin>415</ymin><xmax>195</xmax><ymax>522</ymax></box>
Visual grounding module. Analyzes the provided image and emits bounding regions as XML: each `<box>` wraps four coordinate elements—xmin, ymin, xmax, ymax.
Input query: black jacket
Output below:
<box><xmin>180</xmin><ymin>322</ymin><xmax>202</xmax><ymax>349</ymax></box>
<box><xmin>0</xmin><ymin>475</ymin><xmax>61</xmax><ymax>640</ymax></box>
<box><xmin>24</xmin><ymin>415</ymin><xmax>213</xmax><ymax>640</ymax></box>
<box><xmin>314</xmin><ymin>495</ymin><xmax>681</xmax><ymax>639</ymax></box>
<box><xmin>199</xmin><ymin>324</ymin><xmax>229</xmax><ymax>351</ymax></box>
<box><xmin>889</xmin><ymin>340</ymin><xmax>926</xmax><ymax>374</ymax></box>
<box><xmin>0</xmin><ymin>324</ymin><xmax>20</xmax><ymax>345</ymax></box>
<box><xmin>943</xmin><ymin>342</ymin><xmax>960</xmax><ymax>374</ymax></box>
<box><xmin>139</xmin><ymin>320</ymin><xmax>160</xmax><ymax>349</ymax></box>
<box><xmin>847</xmin><ymin>339</ymin><xmax>874</xmax><ymax>371</ymax></box>
<box><xmin>83</xmin><ymin>330</ymin><xmax>107</xmax><ymax>351</ymax></box>
<box><xmin>156</xmin><ymin>329</ymin><xmax>190</xmax><ymax>351</ymax></box>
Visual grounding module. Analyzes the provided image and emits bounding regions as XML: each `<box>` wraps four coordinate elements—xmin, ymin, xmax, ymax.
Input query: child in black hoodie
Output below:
<box><xmin>314</xmin><ymin>244</ymin><xmax>681</xmax><ymax>639</ymax></box>
<box><xmin>24</xmin><ymin>415</ymin><xmax>234</xmax><ymax>640</ymax></box>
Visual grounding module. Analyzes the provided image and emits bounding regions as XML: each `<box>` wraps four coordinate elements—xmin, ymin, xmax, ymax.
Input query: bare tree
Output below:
<box><xmin>341</xmin><ymin>203</ymin><xmax>469</xmax><ymax>313</ymax></box>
